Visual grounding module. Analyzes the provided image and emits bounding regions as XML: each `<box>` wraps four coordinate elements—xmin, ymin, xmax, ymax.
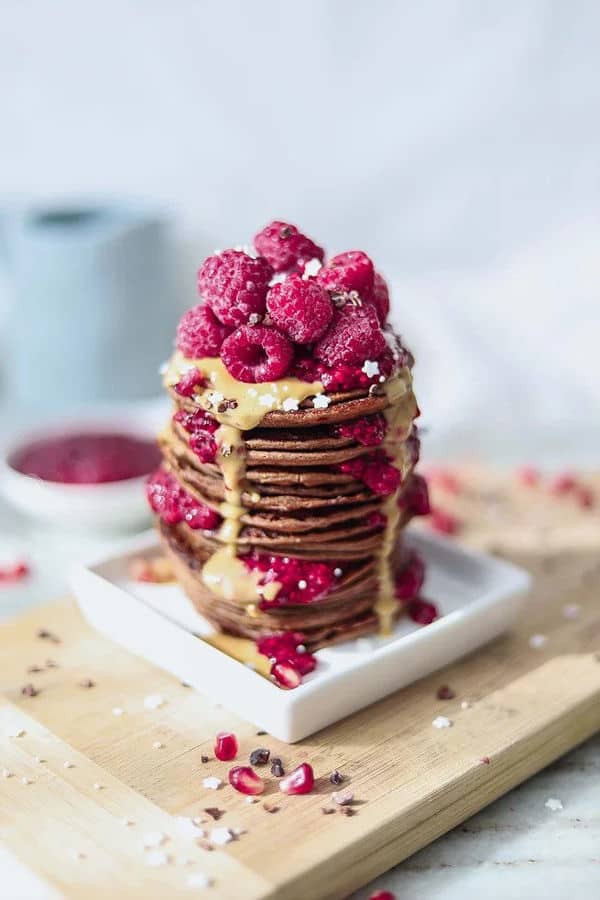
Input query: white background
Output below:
<box><xmin>1</xmin><ymin>0</ymin><xmax>599</xmax><ymax>461</ymax></box>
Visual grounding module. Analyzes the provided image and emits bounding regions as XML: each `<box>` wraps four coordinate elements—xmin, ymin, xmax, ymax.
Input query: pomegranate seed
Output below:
<box><xmin>214</xmin><ymin>731</ymin><xmax>238</xmax><ymax>761</ymax></box>
<box><xmin>368</xmin><ymin>892</ymin><xmax>396</xmax><ymax>900</ymax></box>
<box><xmin>279</xmin><ymin>762</ymin><xmax>315</xmax><ymax>795</ymax></box>
<box><xmin>576</xmin><ymin>486</ymin><xmax>594</xmax><ymax>509</ymax></box>
<box><xmin>549</xmin><ymin>472</ymin><xmax>576</xmax><ymax>495</ymax></box>
<box><xmin>428</xmin><ymin>508</ymin><xmax>460</xmax><ymax>535</ymax></box>
<box><xmin>228</xmin><ymin>766</ymin><xmax>264</xmax><ymax>795</ymax></box>
<box><xmin>407</xmin><ymin>597</ymin><xmax>439</xmax><ymax>625</ymax></box>
<box><xmin>516</xmin><ymin>465</ymin><xmax>540</xmax><ymax>487</ymax></box>
<box><xmin>271</xmin><ymin>661</ymin><xmax>301</xmax><ymax>689</ymax></box>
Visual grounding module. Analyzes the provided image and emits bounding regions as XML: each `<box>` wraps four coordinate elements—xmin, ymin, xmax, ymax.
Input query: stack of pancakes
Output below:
<box><xmin>154</xmin><ymin>351</ymin><xmax>422</xmax><ymax>650</ymax></box>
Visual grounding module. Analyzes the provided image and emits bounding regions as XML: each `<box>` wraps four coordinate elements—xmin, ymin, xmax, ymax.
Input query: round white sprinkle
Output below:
<box><xmin>21</xmin><ymin>776</ymin><xmax>33</xmax><ymax>785</ymax></box>
<box><xmin>186</xmin><ymin>872</ymin><xmax>213</xmax><ymax>889</ymax></box>
<box><xmin>112</xmin><ymin>707</ymin><xmax>124</xmax><ymax>717</ymax></box>
<box><xmin>545</xmin><ymin>797</ymin><xmax>564</xmax><ymax>811</ymax></box>
<box><xmin>143</xmin><ymin>694</ymin><xmax>166</xmax><ymax>710</ymax></box>
<box><xmin>63</xmin><ymin>761</ymin><xmax>75</xmax><ymax>769</ymax></box>
<box><xmin>142</xmin><ymin>831</ymin><xmax>167</xmax><ymax>848</ymax></box>
<box><xmin>334</xmin><ymin>567</ymin><xmax>343</xmax><ymax>577</ymax></box>
<box><xmin>312</xmin><ymin>394</ymin><xmax>331</xmax><ymax>409</ymax></box>
<box><xmin>2</xmin><ymin>768</ymin><xmax>14</xmax><ymax>778</ymax></box>
<box><xmin>93</xmin><ymin>783</ymin><xmax>104</xmax><ymax>791</ymax></box>
<box><xmin>529</xmin><ymin>634</ymin><xmax>547</xmax><ymax>649</ymax></box>
<box><xmin>202</xmin><ymin>776</ymin><xmax>222</xmax><ymax>790</ymax></box>
<box><xmin>145</xmin><ymin>849</ymin><xmax>170</xmax><ymax>867</ymax></box>
<box><xmin>297</xmin><ymin>579</ymin><xmax>308</xmax><ymax>590</ymax></box>
<box><xmin>432</xmin><ymin>716</ymin><xmax>453</xmax><ymax>729</ymax></box>
<box><xmin>152</xmin><ymin>741</ymin><xmax>164</xmax><ymax>750</ymax></box>
<box><xmin>210</xmin><ymin>827</ymin><xmax>233</xmax><ymax>846</ymax></box>
<box><xmin>562</xmin><ymin>604</ymin><xmax>581</xmax><ymax>619</ymax></box>
<box><xmin>120</xmin><ymin>818</ymin><xmax>135</xmax><ymax>827</ymax></box>
<box><xmin>8</xmin><ymin>728</ymin><xmax>25</xmax><ymax>738</ymax></box>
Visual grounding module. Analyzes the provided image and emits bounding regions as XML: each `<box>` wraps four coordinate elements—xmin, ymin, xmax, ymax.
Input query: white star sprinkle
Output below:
<box><xmin>312</xmin><ymin>394</ymin><xmax>331</xmax><ymax>409</ymax></box>
<box><xmin>175</xmin><ymin>817</ymin><xmax>205</xmax><ymax>840</ymax></box>
<box><xmin>432</xmin><ymin>716</ymin><xmax>453</xmax><ymax>729</ymax></box>
<box><xmin>302</xmin><ymin>257</ymin><xmax>323</xmax><ymax>279</ymax></box>
<box><xmin>210</xmin><ymin>827</ymin><xmax>233</xmax><ymax>846</ymax></box>
<box><xmin>361</xmin><ymin>359</ymin><xmax>380</xmax><ymax>377</ymax></box>
<box><xmin>282</xmin><ymin>397</ymin><xmax>299</xmax><ymax>412</ymax></box>
<box><xmin>545</xmin><ymin>797</ymin><xmax>564</xmax><ymax>811</ymax></box>
<box><xmin>202</xmin><ymin>776</ymin><xmax>223</xmax><ymax>790</ymax></box>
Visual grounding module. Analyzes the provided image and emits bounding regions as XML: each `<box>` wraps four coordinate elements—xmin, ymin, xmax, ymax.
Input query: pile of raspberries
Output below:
<box><xmin>175</xmin><ymin>221</ymin><xmax>393</xmax><ymax>384</ymax></box>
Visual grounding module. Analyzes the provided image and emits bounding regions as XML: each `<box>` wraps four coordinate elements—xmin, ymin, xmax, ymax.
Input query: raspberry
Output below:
<box><xmin>315</xmin><ymin>304</ymin><xmax>386</xmax><ymax>366</ymax></box>
<box><xmin>336</xmin><ymin>414</ymin><xmax>386</xmax><ymax>447</ymax></box>
<box><xmin>429</xmin><ymin>508</ymin><xmax>461</xmax><ymax>535</ymax></box>
<box><xmin>173</xmin><ymin>368</ymin><xmax>206</xmax><ymax>397</ymax></box>
<box><xmin>370</xmin><ymin>272</ymin><xmax>390</xmax><ymax>322</ymax></box>
<box><xmin>407</xmin><ymin>597</ymin><xmax>438</xmax><ymax>625</ymax></box>
<box><xmin>176</xmin><ymin>304</ymin><xmax>232</xmax><ymax>358</ymax></box>
<box><xmin>266</xmin><ymin>276</ymin><xmax>333</xmax><ymax>343</ymax></box>
<box><xmin>399</xmin><ymin>473</ymin><xmax>430</xmax><ymax>516</ymax></box>
<box><xmin>317</xmin><ymin>250</ymin><xmax>374</xmax><ymax>300</ymax></box>
<box><xmin>221</xmin><ymin>324</ymin><xmax>293</xmax><ymax>383</ymax></box>
<box><xmin>394</xmin><ymin>551</ymin><xmax>425</xmax><ymax>601</ymax></box>
<box><xmin>173</xmin><ymin>409</ymin><xmax>219</xmax><ymax>463</ymax></box>
<box><xmin>146</xmin><ymin>467</ymin><xmax>221</xmax><ymax>530</ymax></box>
<box><xmin>254</xmin><ymin>221</ymin><xmax>324</xmax><ymax>273</ymax></box>
<box><xmin>197</xmin><ymin>250</ymin><xmax>273</xmax><ymax>327</ymax></box>
<box><xmin>339</xmin><ymin>450</ymin><xmax>400</xmax><ymax>496</ymax></box>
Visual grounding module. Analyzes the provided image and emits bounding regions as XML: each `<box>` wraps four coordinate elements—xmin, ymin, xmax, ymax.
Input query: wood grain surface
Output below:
<box><xmin>1</xmin><ymin>468</ymin><xmax>600</xmax><ymax>899</ymax></box>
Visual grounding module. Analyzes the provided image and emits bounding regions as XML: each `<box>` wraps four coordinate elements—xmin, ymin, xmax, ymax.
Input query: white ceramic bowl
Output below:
<box><xmin>0</xmin><ymin>413</ymin><xmax>161</xmax><ymax>532</ymax></box>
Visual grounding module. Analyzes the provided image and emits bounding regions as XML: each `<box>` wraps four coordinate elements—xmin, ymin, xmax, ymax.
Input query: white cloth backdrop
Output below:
<box><xmin>1</xmin><ymin>0</ymin><xmax>598</xmax><ymax>462</ymax></box>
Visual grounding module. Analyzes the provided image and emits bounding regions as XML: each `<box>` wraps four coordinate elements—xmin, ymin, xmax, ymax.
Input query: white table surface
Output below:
<box><xmin>1</xmin><ymin>492</ymin><xmax>599</xmax><ymax>900</ymax></box>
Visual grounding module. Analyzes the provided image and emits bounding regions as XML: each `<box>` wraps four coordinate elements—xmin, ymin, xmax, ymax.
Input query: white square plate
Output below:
<box><xmin>70</xmin><ymin>530</ymin><xmax>531</xmax><ymax>742</ymax></box>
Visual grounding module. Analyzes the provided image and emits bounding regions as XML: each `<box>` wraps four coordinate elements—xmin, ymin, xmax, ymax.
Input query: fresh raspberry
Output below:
<box><xmin>370</xmin><ymin>272</ymin><xmax>390</xmax><ymax>322</ymax></box>
<box><xmin>197</xmin><ymin>250</ymin><xmax>273</xmax><ymax>327</ymax></box>
<box><xmin>173</xmin><ymin>409</ymin><xmax>219</xmax><ymax>463</ymax></box>
<box><xmin>317</xmin><ymin>250</ymin><xmax>374</xmax><ymax>300</ymax></box>
<box><xmin>173</xmin><ymin>368</ymin><xmax>206</xmax><ymax>397</ymax></box>
<box><xmin>394</xmin><ymin>551</ymin><xmax>425</xmax><ymax>601</ymax></box>
<box><xmin>339</xmin><ymin>450</ymin><xmax>400</xmax><ymax>496</ymax></box>
<box><xmin>407</xmin><ymin>597</ymin><xmax>438</xmax><ymax>625</ymax></box>
<box><xmin>336</xmin><ymin>414</ymin><xmax>386</xmax><ymax>447</ymax></box>
<box><xmin>266</xmin><ymin>276</ymin><xmax>333</xmax><ymax>343</ymax></box>
<box><xmin>146</xmin><ymin>467</ymin><xmax>221</xmax><ymax>530</ymax></box>
<box><xmin>254</xmin><ymin>221</ymin><xmax>324</xmax><ymax>273</ymax></box>
<box><xmin>176</xmin><ymin>304</ymin><xmax>232</xmax><ymax>358</ymax></box>
<box><xmin>399</xmin><ymin>473</ymin><xmax>430</xmax><ymax>516</ymax></box>
<box><xmin>429</xmin><ymin>508</ymin><xmax>461</xmax><ymax>535</ymax></box>
<box><xmin>315</xmin><ymin>304</ymin><xmax>386</xmax><ymax>366</ymax></box>
<box><xmin>292</xmin><ymin>346</ymin><xmax>395</xmax><ymax>390</ymax></box>
<box><xmin>221</xmin><ymin>324</ymin><xmax>293</xmax><ymax>383</ymax></box>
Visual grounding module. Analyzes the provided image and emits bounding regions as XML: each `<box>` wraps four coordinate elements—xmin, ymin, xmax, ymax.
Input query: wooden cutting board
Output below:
<box><xmin>1</xmin><ymin>467</ymin><xmax>600</xmax><ymax>900</ymax></box>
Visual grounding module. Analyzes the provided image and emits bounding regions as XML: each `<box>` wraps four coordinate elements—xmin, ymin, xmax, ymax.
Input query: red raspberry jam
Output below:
<box><xmin>10</xmin><ymin>433</ymin><xmax>161</xmax><ymax>485</ymax></box>
<box><xmin>244</xmin><ymin>553</ymin><xmax>340</xmax><ymax>608</ymax></box>
<box><xmin>146</xmin><ymin>467</ymin><xmax>221</xmax><ymax>530</ymax></box>
<box><xmin>256</xmin><ymin>632</ymin><xmax>317</xmax><ymax>677</ymax></box>
<box><xmin>173</xmin><ymin>409</ymin><xmax>219</xmax><ymax>463</ymax></box>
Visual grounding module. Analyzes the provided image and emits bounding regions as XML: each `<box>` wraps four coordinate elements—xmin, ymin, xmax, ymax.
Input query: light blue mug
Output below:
<box><xmin>0</xmin><ymin>201</ymin><xmax>176</xmax><ymax>412</ymax></box>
